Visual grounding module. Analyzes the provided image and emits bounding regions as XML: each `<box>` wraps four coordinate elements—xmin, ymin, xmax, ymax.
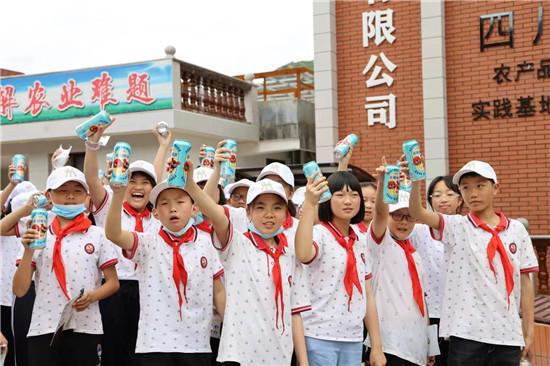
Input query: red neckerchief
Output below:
<box><xmin>321</xmin><ymin>221</ymin><xmax>363</xmax><ymax>311</ymax></box>
<box><xmin>159</xmin><ymin>226</ymin><xmax>196</xmax><ymax>319</ymax></box>
<box><xmin>470</xmin><ymin>212</ymin><xmax>514</xmax><ymax>305</ymax></box>
<box><xmin>51</xmin><ymin>214</ymin><xmax>92</xmax><ymax>300</ymax></box>
<box><xmin>244</xmin><ymin>231</ymin><xmax>288</xmax><ymax>333</ymax></box>
<box><xmin>283</xmin><ymin>212</ymin><xmax>293</xmax><ymax>230</ymax></box>
<box><xmin>196</xmin><ymin>218</ymin><xmax>212</xmax><ymax>234</ymax></box>
<box><xmin>356</xmin><ymin>222</ymin><xmax>368</xmax><ymax>233</ymax></box>
<box><xmin>123</xmin><ymin>201</ymin><xmax>150</xmax><ymax>233</ymax></box>
<box><xmin>394</xmin><ymin>237</ymin><xmax>425</xmax><ymax>317</ymax></box>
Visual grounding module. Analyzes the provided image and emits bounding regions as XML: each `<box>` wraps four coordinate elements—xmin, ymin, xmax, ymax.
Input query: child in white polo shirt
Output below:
<box><xmin>409</xmin><ymin>160</ymin><xmax>538</xmax><ymax>366</ymax></box>
<box><xmin>184</xmin><ymin>161</ymin><xmax>311</xmax><ymax>366</ymax></box>
<box><xmin>295</xmin><ymin>171</ymin><xmax>385</xmax><ymax>366</ymax></box>
<box><xmin>368</xmin><ymin>161</ymin><xmax>431</xmax><ymax>366</ymax></box>
<box><xmin>105</xmin><ymin>175</ymin><xmax>225</xmax><ymax>366</ymax></box>
<box><xmin>12</xmin><ymin>166</ymin><xmax>120</xmax><ymax>366</ymax></box>
<box><xmin>84</xmin><ymin>124</ymin><xmax>161</xmax><ymax>366</ymax></box>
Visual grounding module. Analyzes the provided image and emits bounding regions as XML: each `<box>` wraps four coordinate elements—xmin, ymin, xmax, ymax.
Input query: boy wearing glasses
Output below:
<box><xmin>366</xmin><ymin>162</ymin><xmax>431</xmax><ymax>365</ymax></box>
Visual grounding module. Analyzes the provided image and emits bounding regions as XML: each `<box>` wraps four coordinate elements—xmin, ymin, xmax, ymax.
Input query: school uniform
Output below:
<box><xmin>92</xmin><ymin>188</ymin><xmax>160</xmax><ymax>366</ymax></box>
<box><xmin>122</xmin><ymin>225</ymin><xmax>223</xmax><ymax>365</ymax></box>
<box><xmin>15</xmin><ymin>214</ymin><xmax>118</xmax><ymax>366</ymax></box>
<box><xmin>411</xmin><ymin>224</ymin><xmax>449</xmax><ymax>365</ymax></box>
<box><xmin>301</xmin><ymin>222</ymin><xmax>372</xmax><ymax>366</ymax></box>
<box><xmin>366</xmin><ymin>226</ymin><xmax>429</xmax><ymax>366</ymax></box>
<box><xmin>212</xmin><ymin>220</ymin><xmax>311</xmax><ymax>366</ymax></box>
<box><xmin>431</xmin><ymin>212</ymin><xmax>539</xmax><ymax>364</ymax></box>
<box><xmin>0</xmin><ymin>235</ymin><xmax>20</xmax><ymax>366</ymax></box>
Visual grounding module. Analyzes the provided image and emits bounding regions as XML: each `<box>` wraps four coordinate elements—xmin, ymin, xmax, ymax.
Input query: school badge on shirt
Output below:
<box><xmin>84</xmin><ymin>243</ymin><xmax>95</xmax><ymax>254</ymax></box>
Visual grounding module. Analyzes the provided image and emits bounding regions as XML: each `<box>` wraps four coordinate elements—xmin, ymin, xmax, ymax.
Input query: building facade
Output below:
<box><xmin>314</xmin><ymin>0</ymin><xmax>549</xmax><ymax>236</ymax></box>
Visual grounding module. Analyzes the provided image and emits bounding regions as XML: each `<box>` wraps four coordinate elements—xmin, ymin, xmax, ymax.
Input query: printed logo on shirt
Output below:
<box><xmin>361</xmin><ymin>253</ymin><xmax>366</xmax><ymax>264</ymax></box>
<box><xmin>288</xmin><ymin>275</ymin><xmax>293</xmax><ymax>287</ymax></box>
<box><xmin>509</xmin><ymin>242</ymin><xmax>517</xmax><ymax>254</ymax></box>
<box><xmin>84</xmin><ymin>243</ymin><xmax>95</xmax><ymax>254</ymax></box>
<box><xmin>200</xmin><ymin>256</ymin><xmax>208</xmax><ymax>268</ymax></box>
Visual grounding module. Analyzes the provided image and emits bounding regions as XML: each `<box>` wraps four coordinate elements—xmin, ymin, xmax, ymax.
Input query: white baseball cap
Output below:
<box><xmin>46</xmin><ymin>166</ymin><xmax>89</xmax><ymax>193</ymax></box>
<box><xmin>224</xmin><ymin>179</ymin><xmax>254</xmax><ymax>199</ymax></box>
<box><xmin>389</xmin><ymin>190</ymin><xmax>410</xmax><ymax>213</ymax></box>
<box><xmin>452</xmin><ymin>160</ymin><xmax>498</xmax><ymax>185</ymax></box>
<box><xmin>246</xmin><ymin>179</ymin><xmax>288</xmax><ymax>205</ymax></box>
<box><xmin>128</xmin><ymin>160</ymin><xmax>157</xmax><ymax>185</ymax></box>
<box><xmin>257</xmin><ymin>162</ymin><xmax>295</xmax><ymax>188</ymax></box>
<box><xmin>4</xmin><ymin>181</ymin><xmax>37</xmax><ymax>208</ymax></box>
<box><xmin>149</xmin><ymin>180</ymin><xmax>189</xmax><ymax>206</ymax></box>
<box><xmin>193</xmin><ymin>167</ymin><xmax>214</xmax><ymax>184</ymax></box>
<box><xmin>292</xmin><ymin>186</ymin><xmax>307</xmax><ymax>207</ymax></box>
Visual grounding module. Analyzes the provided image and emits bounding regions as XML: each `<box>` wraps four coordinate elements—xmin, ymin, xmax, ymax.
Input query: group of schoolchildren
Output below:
<box><xmin>0</xmin><ymin>123</ymin><xmax>539</xmax><ymax>366</ymax></box>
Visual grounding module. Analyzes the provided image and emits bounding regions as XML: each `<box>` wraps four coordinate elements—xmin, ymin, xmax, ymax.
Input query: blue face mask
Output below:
<box><xmin>51</xmin><ymin>203</ymin><xmax>87</xmax><ymax>219</ymax></box>
<box><xmin>194</xmin><ymin>212</ymin><xmax>205</xmax><ymax>226</ymax></box>
<box><xmin>164</xmin><ymin>217</ymin><xmax>195</xmax><ymax>237</ymax></box>
<box><xmin>247</xmin><ymin>222</ymin><xmax>284</xmax><ymax>239</ymax></box>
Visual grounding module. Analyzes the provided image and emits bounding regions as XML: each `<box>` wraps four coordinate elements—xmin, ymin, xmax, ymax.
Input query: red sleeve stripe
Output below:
<box><xmin>213</xmin><ymin>269</ymin><xmax>225</xmax><ymax>279</ymax></box>
<box><xmin>99</xmin><ymin>258</ymin><xmax>118</xmax><ymax>270</ymax></box>
<box><xmin>123</xmin><ymin>232</ymin><xmax>139</xmax><ymax>259</ymax></box>
<box><xmin>291</xmin><ymin>305</ymin><xmax>312</xmax><ymax>314</ymax></box>
<box><xmin>302</xmin><ymin>241</ymin><xmax>319</xmax><ymax>265</ymax></box>
<box><xmin>14</xmin><ymin>223</ymin><xmax>21</xmax><ymax>238</ymax></box>
<box><xmin>91</xmin><ymin>190</ymin><xmax>110</xmax><ymax>215</ymax></box>
<box><xmin>15</xmin><ymin>259</ymin><xmax>36</xmax><ymax>269</ymax></box>
<box><xmin>369</xmin><ymin>227</ymin><xmax>384</xmax><ymax>245</ymax></box>
<box><xmin>365</xmin><ymin>273</ymin><xmax>373</xmax><ymax>280</ymax></box>
<box><xmin>212</xmin><ymin>218</ymin><xmax>232</xmax><ymax>252</ymax></box>
<box><xmin>520</xmin><ymin>266</ymin><xmax>539</xmax><ymax>274</ymax></box>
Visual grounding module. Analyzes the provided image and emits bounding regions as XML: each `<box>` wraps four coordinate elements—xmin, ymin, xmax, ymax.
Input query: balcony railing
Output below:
<box><xmin>235</xmin><ymin>67</ymin><xmax>314</xmax><ymax>102</ymax></box>
<box><xmin>178</xmin><ymin>61</ymin><xmax>252</xmax><ymax>122</ymax></box>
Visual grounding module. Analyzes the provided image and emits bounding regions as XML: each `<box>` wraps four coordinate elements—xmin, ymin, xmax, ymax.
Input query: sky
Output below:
<box><xmin>1</xmin><ymin>0</ymin><xmax>314</xmax><ymax>77</ymax></box>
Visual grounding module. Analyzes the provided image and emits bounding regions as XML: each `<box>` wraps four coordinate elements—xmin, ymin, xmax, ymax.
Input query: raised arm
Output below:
<box><xmin>184</xmin><ymin>162</ymin><xmax>230</xmax><ymax>245</ymax></box>
<box><xmin>152</xmin><ymin>126</ymin><xmax>173</xmax><ymax>182</ymax></box>
<box><xmin>13</xmin><ymin>229</ymin><xmax>37</xmax><ymax>297</ymax></box>
<box><xmin>337</xmin><ymin>146</ymin><xmax>353</xmax><ymax>172</ymax></box>
<box><xmin>83</xmin><ymin>124</ymin><xmax>110</xmax><ymax>209</ymax></box>
<box><xmin>104</xmin><ymin>185</ymin><xmax>134</xmax><ymax>250</ymax></box>
<box><xmin>0</xmin><ymin>165</ymin><xmax>17</xmax><ymax>212</ymax></box>
<box><xmin>295</xmin><ymin>174</ymin><xmax>328</xmax><ymax>263</ymax></box>
<box><xmin>0</xmin><ymin>193</ymin><xmax>36</xmax><ymax>236</ymax></box>
<box><xmin>203</xmin><ymin>140</ymin><xmax>230</xmax><ymax>199</ymax></box>
<box><xmin>371</xmin><ymin>160</ymin><xmax>388</xmax><ymax>240</ymax></box>
<box><xmin>404</xmin><ymin>154</ymin><xmax>440</xmax><ymax>229</ymax></box>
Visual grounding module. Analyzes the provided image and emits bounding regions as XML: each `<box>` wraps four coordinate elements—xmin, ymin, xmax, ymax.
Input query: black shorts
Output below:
<box><xmin>27</xmin><ymin>331</ymin><xmax>101</xmax><ymax>366</ymax></box>
<box><xmin>137</xmin><ymin>352</ymin><xmax>211</xmax><ymax>366</ymax></box>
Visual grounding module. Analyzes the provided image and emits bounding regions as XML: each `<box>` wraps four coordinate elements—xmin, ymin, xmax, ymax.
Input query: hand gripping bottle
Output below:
<box><xmin>220</xmin><ymin>140</ymin><xmax>237</xmax><ymax>187</ymax></box>
<box><xmin>334</xmin><ymin>134</ymin><xmax>359</xmax><ymax>161</ymax></box>
<box><xmin>75</xmin><ymin>111</ymin><xmax>112</xmax><ymax>140</ymax></box>
<box><xmin>402</xmin><ymin>140</ymin><xmax>426</xmax><ymax>181</ymax></box>
<box><xmin>383</xmin><ymin>165</ymin><xmax>400</xmax><ymax>204</ymax></box>
<box><xmin>110</xmin><ymin>142</ymin><xmax>132</xmax><ymax>187</ymax></box>
<box><xmin>167</xmin><ymin>140</ymin><xmax>193</xmax><ymax>187</ymax></box>
<box><xmin>303</xmin><ymin>161</ymin><xmax>332</xmax><ymax>203</ymax></box>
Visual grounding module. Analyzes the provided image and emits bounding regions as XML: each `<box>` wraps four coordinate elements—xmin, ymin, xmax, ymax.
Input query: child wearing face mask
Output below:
<box><xmin>10</xmin><ymin>166</ymin><xmax>119</xmax><ymax>366</ymax></box>
<box><xmin>184</xmin><ymin>163</ymin><xmax>311</xmax><ymax>366</ymax></box>
<box><xmin>105</xmin><ymin>166</ymin><xmax>226</xmax><ymax>366</ymax></box>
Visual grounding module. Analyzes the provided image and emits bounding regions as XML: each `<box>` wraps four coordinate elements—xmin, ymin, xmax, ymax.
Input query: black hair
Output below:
<box><xmin>130</xmin><ymin>171</ymin><xmax>156</xmax><ymax>211</ymax></box>
<box><xmin>427</xmin><ymin>175</ymin><xmax>463</xmax><ymax>212</ymax></box>
<box><xmin>217</xmin><ymin>186</ymin><xmax>227</xmax><ymax>205</ymax></box>
<box><xmin>130</xmin><ymin>171</ymin><xmax>156</xmax><ymax>187</ymax></box>
<box><xmin>457</xmin><ymin>172</ymin><xmax>495</xmax><ymax>185</ymax></box>
<box><xmin>318</xmin><ymin>171</ymin><xmax>365</xmax><ymax>224</ymax></box>
<box><xmin>287</xmin><ymin>199</ymin><xmax>297</xmax><ymax>217</ymax></box>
